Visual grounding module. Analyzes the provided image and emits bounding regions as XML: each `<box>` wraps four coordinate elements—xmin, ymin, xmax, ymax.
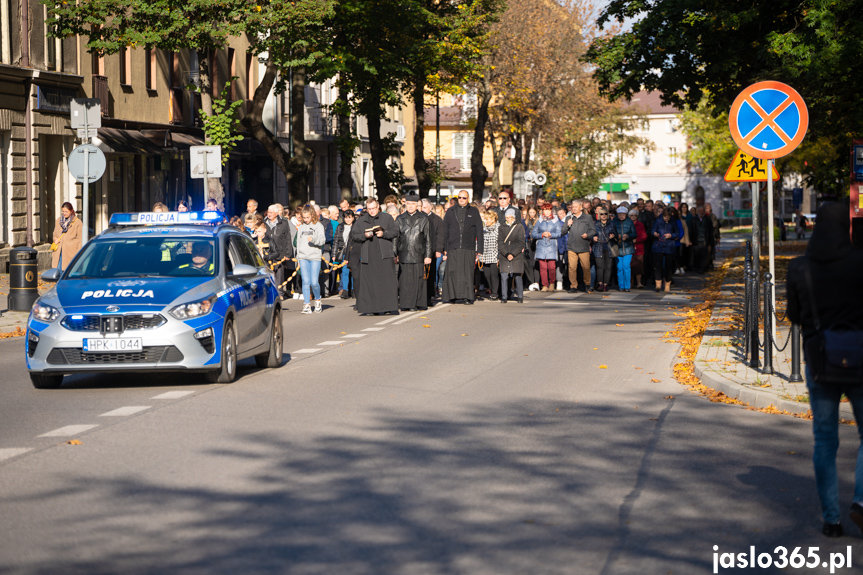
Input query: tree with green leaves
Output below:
<box><xmin>584</xmin><ymin>0</ymin><xmax>863</xmax><ymax>195</ymax></box>
<box><xmin>47</xmin><ymin>0</ymin><xmax>335</xmax><ymax>206</ymax></box>
<box><xmin>198</xmin><ymin>78</ymin><xmax>245</xmax><ymax>167</ymax></box>
<box><xmin>311</xmin><ymin>0</ymin><xmax>498</xmax><ymax>201</ymax></box>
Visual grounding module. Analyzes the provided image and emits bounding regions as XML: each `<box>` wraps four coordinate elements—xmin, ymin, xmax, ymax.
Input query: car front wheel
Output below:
<box><xmin>30</xmin><ymin>373</ymin><xmax>64</xmax><ymax>389</ymax></box>
<box><xmin>255</xmin><ymin>310</ymin><xmax>283</xmax><ymax>369</ymax></box>
<box><xmin>206</xmin><ymin>319</ymin><xmax>237</xmax><ymax>384</ymax></box>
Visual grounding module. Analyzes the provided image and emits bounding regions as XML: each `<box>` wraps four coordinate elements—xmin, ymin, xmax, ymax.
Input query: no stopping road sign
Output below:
<box><xmin>729</xmin><ymin>81</ymin><xmax>808</xmax><ymax>160</ymax></box>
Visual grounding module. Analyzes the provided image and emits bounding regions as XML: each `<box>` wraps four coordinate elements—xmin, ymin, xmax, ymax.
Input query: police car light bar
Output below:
<box><xmin>109</xmin><ymin>211</ymin><xmax>226</xmax><ymax>226</ymax></box>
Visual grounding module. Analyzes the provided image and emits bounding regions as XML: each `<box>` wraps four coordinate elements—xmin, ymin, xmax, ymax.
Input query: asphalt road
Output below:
<box><xmin>1</xmin><ymin>266</ymin><xmax>861</xmax><ymax>574</ymax></box>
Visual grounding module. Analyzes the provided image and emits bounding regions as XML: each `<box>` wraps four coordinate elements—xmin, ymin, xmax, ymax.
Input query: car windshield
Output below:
<box><xmin>65</xmin><ymin>237</ymin><xmax>218</xmax><ymax>279</ymax></box>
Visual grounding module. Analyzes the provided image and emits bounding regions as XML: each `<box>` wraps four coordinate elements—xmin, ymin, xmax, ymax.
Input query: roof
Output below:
<box><xmin>423</xmin><ymin>106</ymin><xmax>464</xmax><ymax>126</ymax></box>
<box><xmin>623</xmin><ymin>91</ymin><xmax>680</xmax><ymax>115</ymax></box>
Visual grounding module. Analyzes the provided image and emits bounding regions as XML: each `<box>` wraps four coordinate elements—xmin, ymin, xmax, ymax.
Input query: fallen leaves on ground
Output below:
<box><xmin>664</xmin><ymin>395</ymin><xmax>674</xmax><ymax>399</ymax></box>
<box><xmin>598</xmin><ymin>364</ymin><xmax>608</xmax><ymax>369</ymax></box>
<box><xmin>66</xmin><ymin>440</ymin><xmax>82</xmax><ymax>445</ymax></box>
<box><xmin>615</xmin><ymin>323</ymin><xmax>624</xmax><ymax>327</ymax></box>
<box><xmin>0</xmin><ymin>327</ymin><xmax>25</xmax><ymax>339</ymax></box>
<box><xmin>423</xmin><ymin>325</ymin><xmax>431</xmax><ymax>328</ymax></box>
<box><xmin>651</xmin><ymin>378</ymin><xmax>661</xmax><ymax>383</ymax></box>
<box><xmin>663</xmin><ymin>251</ymin><xmax>823</xmax><ymax>422</ymax></box>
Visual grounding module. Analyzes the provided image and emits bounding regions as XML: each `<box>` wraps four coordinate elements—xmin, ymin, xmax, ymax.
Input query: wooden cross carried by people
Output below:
<box><xmin>256</xmin><ymin>236</ymin><xmax>269</xmax><ymax>253</ymax></box>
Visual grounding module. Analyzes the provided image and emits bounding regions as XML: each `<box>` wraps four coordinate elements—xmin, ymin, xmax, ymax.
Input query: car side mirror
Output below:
<box><xmin>231</xmin><ymin>264</ymin><xmax>257</xmax><ymax>276</ymax></box>
<box><xmin>42</xmin><ymin>268</ymin><xmax>62</xmax><ymax>282</ymax></box>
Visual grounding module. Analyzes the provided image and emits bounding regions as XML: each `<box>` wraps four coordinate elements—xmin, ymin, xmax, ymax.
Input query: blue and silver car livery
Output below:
<box><xmin>26</xmin><ymin>212</ymin><xmax>284</xmax><ymax>389</ymax></box>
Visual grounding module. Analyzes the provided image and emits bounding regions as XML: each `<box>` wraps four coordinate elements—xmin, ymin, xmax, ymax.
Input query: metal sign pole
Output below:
<box><xmin>82</xmin><ymin>106</ymin><xmax>89</xmax><ymax>244</ymax></box>
<box><xmin>751</xmin><ymin>181</ymin><xmax>760</xmax><ymax>279</ymax></box>
<box><xmin>82</xmin><ymin>147</ymin><xmax>90</xmax><ymax>245</ymax></box>
<box><xmin>767</xmin><ymin>159</ymin><xmax>776</xmax><ymax>311</ymax></box>
<box><xmin>201</xmin><ymin>150</ymin><xmax>209</xmax><ymax>207</ymax></box>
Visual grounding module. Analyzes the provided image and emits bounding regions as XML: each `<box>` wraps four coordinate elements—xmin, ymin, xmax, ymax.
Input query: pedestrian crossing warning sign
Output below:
<box><xmin>724</xmin><ymin>149</ymin><xmax>780</xmax><ymax>182</ymax></box>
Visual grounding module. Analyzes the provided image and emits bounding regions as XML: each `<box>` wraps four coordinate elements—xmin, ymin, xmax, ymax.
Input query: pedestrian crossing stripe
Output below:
<box><xmin>724</xmin><ymin>149</ymin><xmax>780</xmax><ymax>183</ymax></box>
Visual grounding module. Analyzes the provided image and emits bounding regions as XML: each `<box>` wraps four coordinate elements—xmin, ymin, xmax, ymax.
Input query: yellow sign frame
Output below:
<box><xmin>724</xmin><ymin>149</ymin><xmax>780</xmax><ymax>182</ymax></box>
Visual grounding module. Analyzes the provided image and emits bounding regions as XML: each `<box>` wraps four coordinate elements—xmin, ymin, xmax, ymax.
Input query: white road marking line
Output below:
<box><xmin>99</xmin><ymin>406</ymin><xmax>151</xmax><ymax>417</ymax></box>
<box><xmin>542</xmin><ymin>301</ymin><xmax>589</xmax><ymax>306</ymax></box>
<box><xmin>341</xmin><ymin>334</ymin><xmax>366</xmax><ymax>338</ymax></box>
<box><xmin>392</xmin><ymin>303</ymin><xmax>452</xmax><ymax>325</ymax></box>
<box><xmin>362</xmin><ymin>327</ymin><xmax>385</xmax><ymax>332</ymax></box>
<box><xmin>39</xmin><ymin>424</ymin><xmax>99</xmax><ymax>437</ymax></box>
<box><xmin>376</xmin><ymin>312</ymin><xmax>419</xmax><ymax>325</ymax></box>
<box><xmin>317</xmin><ymin>341</ymin><xmax>345</xmax><ymax>346</ymax></box>
<box><xmin>291</xmin><ymin>348</ymin><xmax>323</xmax><ymax>354</ymax></box>
<box><xmin>0</xmin><ymin>448</ymin><xmax>32</xmax><ymax>462</ymax></box>
<box><xmin>547</xmin><ymin>293</ymin><xmax>581</xmax><ymax>300</ymax></box>
<box><xmin>151</xmin><ymin>391</ymin><xmax>195</xmax><ymax>400</ymax></box>
<box><xmin>603</xmin><ymin>292</ymin><xmax>639</xmax><ymax>301</ymax></box>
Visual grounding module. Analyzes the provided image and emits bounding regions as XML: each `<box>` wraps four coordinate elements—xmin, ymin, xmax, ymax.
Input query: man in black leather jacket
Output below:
<box><xmin>396</xmin><ymin>193</ymin><xmax>433</xmax><ymax>311</ymax></box>
<box><xmin>263</xmin><ymin>203</ymin><xmax>296</xmax><ymax>298</ymax></box>
<box><xmin>422</xmin><ymin>198</ymin><xmax>445</xmax><ymax>306</ymax></box>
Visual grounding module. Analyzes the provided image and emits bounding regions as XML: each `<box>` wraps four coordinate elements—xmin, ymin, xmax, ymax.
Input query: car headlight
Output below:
<box><xmin>31</xmin><ymin>302</ymin><xmax>60</xmax><ymax>322</ymax></box>
<box><xmin>170</xmin><ymin>295</ymin><xmax>217</xmax><ymax>319</ymax></box>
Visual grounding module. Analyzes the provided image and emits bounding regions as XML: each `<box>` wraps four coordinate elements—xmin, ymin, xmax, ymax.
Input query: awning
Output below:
<box><xmin>599</xmin><ymin>183</ymin><xmax>630</xmax><ymax>192</ymax></box>
<box><xmin>170</xmin><ymin>132</ymin><xmax>206</xmax><ymax>150</ymax></box>
<box><xmin>95</xmin><ymin>128</ymin><xmax>166</xmax><ymax>155</ymax></box>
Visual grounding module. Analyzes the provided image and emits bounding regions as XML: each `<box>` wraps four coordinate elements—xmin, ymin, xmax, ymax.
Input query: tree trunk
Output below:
<box><xmin>197</xmin><ymin>50</ymin><xmax>225</xmax><ymax>209</ymax></box>
<box><xmin>511</xmin><ymin>133</ymin><xmax>524</xmax><ymax>172</ymax></box>
<box><xmin>290</xmin><ymin>66</ymin><xmax>314</xmax><ymax>207</ymax></box>
<box><xmin>471</xmin><ymin>78</ymin><xmax>491</xmax><ymax>200</ymax></box>
<box><xmin>366</xmin><ymin>104</ymin><xmax>390</xmax><ymax>202</ymax></box>
<box><xmin>488</xmin><ymin>126</ymin><xmax>508</xmax><ymax>197</ymax></box>
<box><xmin>412</xmin><ymin>75</ymin><xmax>431</xmax><ymax>198</ymax></box>
<box><xmin>241</xmin><ymin>61</ymin><xmax>313</xmax><ymax>208</ymax></box>
<box><xmin>337</xmin><ymin>110</ymin><xmax>354</xmax><ymax>201</ymax></box>
<box><xmin>334</xmin><ymin>76</ymin><xmax>355</xmax><ymax>201</ymax></box>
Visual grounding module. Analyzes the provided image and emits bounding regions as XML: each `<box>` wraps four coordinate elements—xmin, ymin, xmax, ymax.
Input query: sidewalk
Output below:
<box><xmin>0</xmin><ymin>274</ymin><xmax>50</xmax><ymax>335</ymax></box>
<box><xmin>691</xmin><ymin>241</ymin><xmax>841</xmax><ymax>416</ymax></box>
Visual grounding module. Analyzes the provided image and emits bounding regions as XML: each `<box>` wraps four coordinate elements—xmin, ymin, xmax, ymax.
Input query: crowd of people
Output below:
<box><xmin>182</xmin><ymin>191</ymin><xmax>722</xmax><ymax>316</ymax></box>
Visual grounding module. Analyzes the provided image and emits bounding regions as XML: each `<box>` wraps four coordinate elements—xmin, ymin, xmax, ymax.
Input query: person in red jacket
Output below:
<box><xmin>629</xmin><ymin>208</ymin><xmax>647</xmax><ymax>289</ymax></box>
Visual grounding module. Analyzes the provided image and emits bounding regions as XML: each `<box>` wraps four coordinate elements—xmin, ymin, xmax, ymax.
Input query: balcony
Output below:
<box><xmin>305</xmin><ymin>108</ymin><xmax>334</xmax><ymax>138</ymax></box>
<box><xmin>92</xmin><ymin>75</ymin><xmax>111</xmax><ymax>117</ymax></box>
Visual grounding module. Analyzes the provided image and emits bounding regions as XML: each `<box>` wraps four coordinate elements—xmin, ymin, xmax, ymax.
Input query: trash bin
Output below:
<box><xmin>9</xmin><ymin>247</ymin><xmax>39</xmax><ymax>311</ymax></box>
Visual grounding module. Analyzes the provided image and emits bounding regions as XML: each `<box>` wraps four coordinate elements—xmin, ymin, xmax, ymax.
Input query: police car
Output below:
<box><xmin>26</xmin><ymin>211</ymin><xmax>284</xmax><ymax>389</ymax></box>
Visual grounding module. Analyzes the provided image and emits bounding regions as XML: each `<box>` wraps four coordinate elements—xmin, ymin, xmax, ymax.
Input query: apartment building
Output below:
<box><xmin>415</xmin><ymin>92</ymin><xmax>514</xmax><ymax>201</ymax></box>
<box><xmin>1</xmin><ymin>0</ymin><xmax>82</xmax><ymax>267</ymax></box>
<box><xmin>1</xmin><ymin>0</ymin><xmax>268</xmax><ymax>268</ymax></box>
<box><xmin>269</xmin><ymin>76</ymin><xmax>410</xmax><ymax>205</ymax></box>
<box><xmin>612</xmin><ymin>91</ymin><xmax>727</xmax><ymax>211</ymax></box>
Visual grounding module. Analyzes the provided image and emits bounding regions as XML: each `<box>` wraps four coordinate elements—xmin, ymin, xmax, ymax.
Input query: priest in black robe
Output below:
<box><xmin>350</xmin><ymin>199</ymin><xmax>400</xmax><ymax>314</ymax></box>
<box><xmin>396</xmin><ymin>193</ymin><xmax>433</xmax><ymax>311</ymax></box>
<box><xmin>442</xmin><ymin>191</ymin><xmax>483</xmax><ymax>304</ymax></box>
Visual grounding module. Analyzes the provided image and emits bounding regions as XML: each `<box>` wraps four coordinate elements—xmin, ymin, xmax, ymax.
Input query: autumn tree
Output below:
<box><xmin>311</xmin><ymin>0</ymin><xmax>497</xmax><ymax>201</ymax></box>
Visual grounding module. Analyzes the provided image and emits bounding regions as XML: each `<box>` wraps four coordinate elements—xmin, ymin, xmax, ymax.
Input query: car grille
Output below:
<box><xmin>46</xmin><ymin>346</ymin><xmax>184</xmax><ymax>365</ymax></box>
<box><xmin>61</xmin><ymin>314</ymin><xmax>166</xmax><ymax>332</ymax></box>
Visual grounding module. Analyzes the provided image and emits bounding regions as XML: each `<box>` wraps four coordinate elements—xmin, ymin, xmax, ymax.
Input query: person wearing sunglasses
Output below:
<box><xmin>442</xmin><ymin>192</ymin><xmax>483</xmax><ymax>304</ymax></box>
<box><xmin>492</xmin><ymin>191</ymin><xmax>522</xmax><ymax>225</ymax></box>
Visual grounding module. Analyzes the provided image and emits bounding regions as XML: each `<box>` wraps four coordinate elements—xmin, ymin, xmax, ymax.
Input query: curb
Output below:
<box><xmin>693</xmin><ymin>307</ymin><xmax>854</xmax><ymax>418</ymax></box>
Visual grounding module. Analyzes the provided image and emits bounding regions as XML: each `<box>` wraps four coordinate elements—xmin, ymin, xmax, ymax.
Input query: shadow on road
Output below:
<box><xmin>2</xmin><ymin>394</ymin><xmax>854</xmax><ymax>575</ymax></box>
